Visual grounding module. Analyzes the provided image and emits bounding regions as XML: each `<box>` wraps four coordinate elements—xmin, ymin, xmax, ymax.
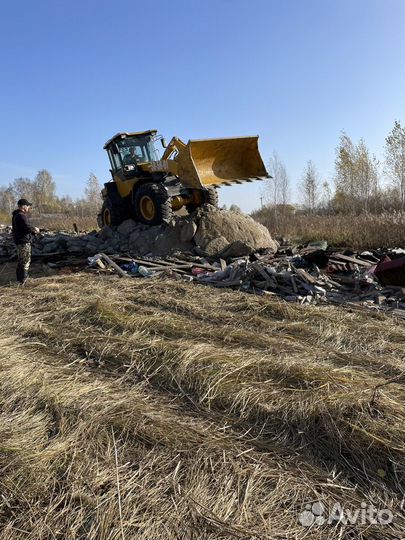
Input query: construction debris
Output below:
<box><xmin>83</xmin><ymin>245</ymin><xmax>405</xmax><ymax>316</ymax></box>
<box><xmin>1</xmin><ymin>215</ymin><xmax>404</xmax><ymax>315</ymax></box>
<box><xmin>374</xmin><ymin>255</ymin><xmax>405</xmax><ymax>286</ymax></box>
<box><xmin>0</xmin><ymin>205</ymin><xmax>277</xmax><ymax>261</ymax></box>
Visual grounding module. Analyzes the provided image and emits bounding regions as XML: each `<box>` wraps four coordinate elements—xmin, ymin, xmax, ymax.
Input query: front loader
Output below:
<box><xmin>98</xmin><ymin>130</ymin><xmax>270</xmax><ymax>227</ymax></box>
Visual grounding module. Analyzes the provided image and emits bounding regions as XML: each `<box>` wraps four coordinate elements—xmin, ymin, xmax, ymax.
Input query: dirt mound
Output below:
<box><xmin>193</xmin><ymin>205</ymin><xmax>277</xmax><ymax>256</ymax></box>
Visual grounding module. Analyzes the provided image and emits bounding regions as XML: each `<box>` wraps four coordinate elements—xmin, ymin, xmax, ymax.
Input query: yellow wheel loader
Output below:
<box><xmin>98</xmin><ymin>130</ymin><xmax>270</xmax><ymax>227</ymax></box>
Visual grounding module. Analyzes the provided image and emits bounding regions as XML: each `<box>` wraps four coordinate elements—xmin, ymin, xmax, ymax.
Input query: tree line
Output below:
<box><xmin>0</xmin><ymin>171</ymin><xmax>102</xmax><ymax>219</ymax></box>
<box><xmin>264</xmin><ymin>120</ymin><xmax>404</xmax><ymax>218</ymax></box>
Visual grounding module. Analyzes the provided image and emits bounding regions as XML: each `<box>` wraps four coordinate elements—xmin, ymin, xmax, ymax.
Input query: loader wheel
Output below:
<box><xmin>204</xmin><ymin>186</ymin><xmax>219</xmax><ymax>207</ymax></box>
<box><xmin>133</xmin><ymin>183</ymin><xmax>173</xmax><ymax>225</ymax></box>
<box><xmin>186</xmin><ymin>186</ymin><xmax>219</xmax><ymax>214</ymax></box>
<box><xmin>99</xmin><ymin>199</ymin><xmax>123</xmax><ymax>227</ymax></box>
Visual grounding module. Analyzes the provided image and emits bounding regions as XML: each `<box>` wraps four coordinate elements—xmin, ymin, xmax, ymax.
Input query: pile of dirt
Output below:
<box><xmin>107</xmin><ymin>204</ymin><xmax>278</xmax><ymax>258</ymax></box>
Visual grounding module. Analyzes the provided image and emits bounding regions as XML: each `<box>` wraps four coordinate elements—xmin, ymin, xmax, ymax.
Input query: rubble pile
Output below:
<box><xmin>194</xmin><ymin>246</ymin><xmax>405</xmax><ymax>314</ymax></box>
<box><xmin>0</xmin><ymin>205</ymin><xmax>277</xmax><ymax>260</ymax></box>
<box><xmin>1</xmin><ymin>212</ymin><xmax>404</xmax><ymax>315</ymax></box>
<box><xmin>0</xmin><ymin>224</ymin><xmax>12</xmax><ymax>258</ymax></box>
<box><xmin>84</xmin><ymin>243</ymin><xmax>405</xmax><ymax>315</ymax></box>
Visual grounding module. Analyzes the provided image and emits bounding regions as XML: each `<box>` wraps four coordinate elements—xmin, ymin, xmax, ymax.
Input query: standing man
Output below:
<box><xmin>11</xmin><ymin>199</ymin><xmax>39</xmax><ymax>285</ymax></box>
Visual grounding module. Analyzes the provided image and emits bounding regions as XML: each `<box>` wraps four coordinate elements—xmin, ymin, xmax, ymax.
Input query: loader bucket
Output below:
<box><xmin>175</xmin><ymin>136</ymin><xmax>269</xmax><ymax>190</ymax></box>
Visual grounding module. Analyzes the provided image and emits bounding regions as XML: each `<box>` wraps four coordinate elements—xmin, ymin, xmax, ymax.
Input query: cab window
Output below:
<box><xmin>107</xmin><ymin>148</ymin><xmax>122</xmax><ymax>172</ymax></box>
<box><xmin>116</xmin><ymin>137</ymin><xmax>155</xmax><ymax>166</ymax></box>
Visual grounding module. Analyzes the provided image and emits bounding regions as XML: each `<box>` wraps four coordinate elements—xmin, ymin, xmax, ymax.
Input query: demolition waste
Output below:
<box><xmin>0</xmin><ymin>206</ymin><xmax>276</xmax><ymax>260</ymax></box>
<box><xmin>0</xmin><ymin>204</ymin><xmax>404</xmax><ymax>315</ymax></box>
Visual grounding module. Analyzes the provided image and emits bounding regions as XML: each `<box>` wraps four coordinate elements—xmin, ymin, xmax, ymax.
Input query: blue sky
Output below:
<box><xmin>0</xmin><ymin>0</ymin><xmax>403</xmax><ymax>212</ymax></box>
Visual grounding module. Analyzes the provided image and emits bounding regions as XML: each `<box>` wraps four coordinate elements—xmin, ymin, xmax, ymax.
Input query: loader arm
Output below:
<box><xmin>162</xmin><ymin>136</ymin><xmax>187</xmax><ymax>160</ymax></box>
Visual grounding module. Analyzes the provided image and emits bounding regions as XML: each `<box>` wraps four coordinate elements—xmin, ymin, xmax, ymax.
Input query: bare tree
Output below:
<box><xmin>355</xmin><ymin>139</ymin><xmax>379</xmax><ymax>212</ymax></box>
<box><xmin>84</xmin><ymin>172</ymin><xmax>102</xmax><ymax>211</ymax></box>
<box><xmin>0</xmin><ymin>186</ymin><xmax>15</xmax><ymax>215</ymax></box>
<box><xmin>34</xmin><ymin>169</ymin><xmax>56</xmax><ymax>211</ymax></box>
<box><xmin>279</xmin><ymin>170</ymin><xmax>290</xmax><ymax>207</ymax></box>
<box><xmin>334</xmin><ymin>132</ymin><xmax>357</xmax><ymax>212</ymax></box>
<box><xmin>335</xmin><ymin>132</ymin><xmax>380</xmax><ymax>213</ymax></box>
<box><xmin>384</xmin><ymin>120</ymin><xmax>405</xmax><ymax>210</ymax></box>
<box><xmin>265</xmin><ymin>152</ymin><xmax>290</xmax><ymax>222</ymax></box>
<box><xmin>300</xmin><ymin>160</ymin><xmax>319</xmax><ymax>213</ymax></box>
<box><xmin>320</xmin><ymin>180</ymin><xmax>332</xmax><ymax>211</ymax></box>
<box><xmin>12</xmin><ymin>177</ymin><xmax>35</xmax><ymax>203</ymax></box>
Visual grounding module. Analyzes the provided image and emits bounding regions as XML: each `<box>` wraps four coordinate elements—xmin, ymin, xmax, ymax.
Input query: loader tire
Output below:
<box><xmin>186</xmin><ymin>186</ymin><xmax>219</xmax><ymax>214</ymax></box>
<box><xmin>100</xmin><ymin>198</ymin><xmax>124</xmax><ymax>227</ymax></box>
<box><xmin>133</xmin><ymin>183</ymin><xmax>173</xmax><ymax>225</ymax></box>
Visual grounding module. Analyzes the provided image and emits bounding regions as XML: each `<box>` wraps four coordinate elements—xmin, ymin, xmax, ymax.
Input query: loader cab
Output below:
<box><xmin>104</xmin><ymin>130</ymin><xmax>159</xmax><ymax>178</ymax></box>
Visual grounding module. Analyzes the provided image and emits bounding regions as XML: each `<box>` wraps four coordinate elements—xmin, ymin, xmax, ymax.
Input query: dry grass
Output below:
<box><xmin>252</xmin><ymin>211</ymin><xmax>405</xmax><ymax>248</ymax></box>
<box><xmin>0</xmin><ymin>274</ymin><xmax>404</xmax><ymax>539</ymax></box>
<box><xmin>0</xmin><ymin>215</ymin><xmax>98</xmax><ymax>232</ymax></box>
<box><xmin>33</xmin><ymin>216</ymin><xmax>98</xmax><ymax>232</ymax></box>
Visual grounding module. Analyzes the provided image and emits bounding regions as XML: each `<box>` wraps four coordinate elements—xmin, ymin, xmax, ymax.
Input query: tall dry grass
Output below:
<box><xmin>32</xmin><ymin>215</ymin><xmax>98</xmax><ymax>232</ymax></box>
<box><xmin>0</xmin><ymin>214</ymin><xmax>98</xmax><ymax>231</ymax></box>
<box><xmin>0</xmin><ymin>274</ymin><xmax>404</xmax><ymax>539</ymax></box>
<box><xmin>252</xmin><ymin>210</ymin><xmax>405</xmax><ymax>248</ymax></box>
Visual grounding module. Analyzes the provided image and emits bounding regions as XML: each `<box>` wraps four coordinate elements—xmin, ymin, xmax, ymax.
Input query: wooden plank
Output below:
<box><xmin>139</xmin><ymin>257</ymin><xmax>189</xmax><ymax>268</ymax></box>
<box><xmin>330</xmin><ymin>253</ymin><xmax>372</xmax><ymax>267</ymax></box>
<box><xmin>135</xmin><ymin>264</ymin><xmax>190</xmax><ymax>272</ymax></box>
<box><xmin>295</xmin><ymin>268</ymin><xmax>318</xmax><ymax>285</ymax></box>
<box><xmin>290</xmin><ymin>275</ymin><xmax>298</xmax><ymax>294</ymax></box>
<box><xmin>116</xmin><ymin>255</ymin><xmax>205</xmax><ymax>271</ymax></box>
<box><xmin>110</xmin><ymin>256</ymin><xmax>192</xmax><ymax>275</ymax></box>
<box><xmin>113</xmin><ymin>256</ymin><xmax>191</xmax><ymax>270</ymax></box>
<box><xmin>100</xmin><ymin>253</ymin><xmax>129</xmax><ymax>278</ymax></box>
<box><xmin>251</xmin><ymin>262</ymin><xmax>272</xmax><ymax>280</ymax></box>
<box><xmin>112</xmin><ymin>256</ymin><xmax>170</xmax><ymax>267</ymax></box>
<box><xmin>261</xmin><ymin>290</ymin><xmax>278</xmax><ymax>296</ymax></box>
<box><xmin>168</xmin><ymin>257</ymin><xmax>218</xmax><ymax>271</ymax></box>
<box><xmin>111</xmin><ymin>254</ymin><xmax>218</xmax><ymax>272</ymax></box>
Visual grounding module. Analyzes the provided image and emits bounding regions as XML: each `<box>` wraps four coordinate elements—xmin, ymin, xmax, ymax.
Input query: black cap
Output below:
<box><xmin>17</xmin><ymin>199</ymin><xmax>33</xmax><ymax>207</ymax></box>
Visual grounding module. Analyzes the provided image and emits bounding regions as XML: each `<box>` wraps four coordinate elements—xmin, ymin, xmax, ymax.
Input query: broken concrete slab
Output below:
<box><xmin>218</xmin><ymin>240</ymin><xmax>254</xmax><ymax>259</ymax></box>
<box><xmin>180</xmin><ymin>220</ymin><xmax>198</xmax><ymax>243</ymax></box>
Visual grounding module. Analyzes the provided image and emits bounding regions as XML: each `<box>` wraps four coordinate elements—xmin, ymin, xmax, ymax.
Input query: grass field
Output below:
<box><xmin>0</xmin><ymin>274</ymin><xmax>404</xmax><ymax>539</ymax></box>
<box><xmin>251</xmin><ymin>211</ymin><xmax>405</xmax><ymax>249</ymax></box>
